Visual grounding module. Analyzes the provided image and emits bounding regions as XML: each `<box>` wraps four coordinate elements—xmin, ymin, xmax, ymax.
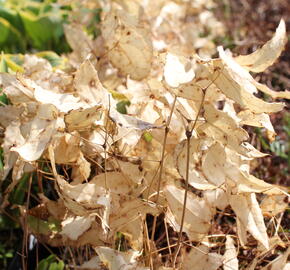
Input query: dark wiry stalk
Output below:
<box><xmin>151</xmin><ymin>95</ymin><xmax>177</xmax><ymax>240</ymax></box>
<box><xmin>172</xmin><ymin>71</ymin><xmax>221</xmax><ymax>267</ymax></box>
<box><xmin>172</xmin><ymin>129</ymin><xmax>191</xmax><ymax>267</ymax></box>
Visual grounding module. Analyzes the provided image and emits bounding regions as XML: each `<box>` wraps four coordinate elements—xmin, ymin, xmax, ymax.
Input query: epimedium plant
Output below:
<box><xmin>0</xmin><ymin>0</ymin><xmax>289</xmax><ymax>269</ymax></box>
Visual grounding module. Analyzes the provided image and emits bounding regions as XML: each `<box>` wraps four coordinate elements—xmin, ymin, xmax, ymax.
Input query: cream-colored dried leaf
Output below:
<box><xmin>78</xmin><ymin>256</ymin><xmax>102</xmax><ymax>269</ymax></box>
<box><xmin>74</xmin><ymin>59</ymin><xmax>110</xmax><ymax>106</ymax></box>
<box><xmin>223</xmin><ymin>236</ymin><xmax>239</xmax><ymax>270</ymax></box>
<box><xmin>102</xmin><ymin>9</ymin><xmax>153</xmax><ymax>80</ymax></box>
<box><xmin>182</xmin><ymin>245</ymin><xmax>223</xmax><ymax>270</ymax></box>
<box><xmin>95</xmin><ymin>247</ymin><xmax>142</xmax><ymax>270</ymax></box>
<box><xmin>61</xmin><ymin>215</ymin><xmax>93</xmax><ymax>241</ymax></box>
<box><xmin>64</xmin><ymin>105</ymin><xmax>103</xmax><ymax>132</ymax></box>
<box><xmin>12</xmin><ymin>104</ymin><xmax>58</xmax><ymax>162</ymax></box>
<box><xmin>64</xmin><ymin>24</ymin><xmax>93</xmax><ymax>63</ymax></box>
<box><xmin>0</xmin><ymin>106</ymin><xmax>24</xmax><ymax>128</ymax></box>
<box><xmin>238</xmin><ymin>110</ymin><xmax>276</xmax><ymax>141</ymax></box>
<box><xmin>164</xmin><ymin>53</ymin><xmax>195</xmax><ymax>88</ymax></box>
<box><xmin>109</xmin><ymin>199</ymin><xmax>157</xmax><ymax>251</ymax></box>
<box><xmin>175</xmin><ymin>138</ymin><xmax>217</xmax><ymax>190</ymax></box>
<box><xmin>1</xmin><ymin>121</ymin><xmax>24</xmax><ymax>180</ymax></box>
<box><xmin>49</xmin><ymin>146</ymin><xmax>110</xmax><ymax>216</ymax></box>
<box><xmin>0</xmin><ymin>73</ymin><xmax>34</xmax><ymax>104</ymax></box>
<box><xmin>229</xmin><ymin>193</ymin><xmax>269</xmax><ymax>250</ymax></box>
<box><xmin>260</xmin><ymin>195</ymin><xmax>288</xmax><ymax>217</ymax></box>
<box><xmin>164</xmin><ymin>184</ymin><xmax>214</xmax><ymax>241</ymax></box>
<box><xmin>235</xmin><ymin>19</ymin><xmax>287</xmax><ymax>73</ymax></box>
<box><xmin>50</xmin><ymin>132</ymin><xmax>81</xmax><ymax>164</ymax></box>
<box><xmin>71</xmin><ymin>153</ymin><xmax>91</xmax><ymax>183</ymax></box>
<box><xmin>209</xmin><ymin>59</ymin><xmax>284</xmax><ymax>114</ymax></box>
<box><xmin>202</xmin><ymin>142</ymin><xmax>226</xmax><ymax>186</ymax></box>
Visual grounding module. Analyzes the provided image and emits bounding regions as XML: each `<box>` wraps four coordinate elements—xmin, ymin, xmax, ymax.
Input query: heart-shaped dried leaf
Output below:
<box><xmin>102</xmin><ymin>9</ymin><xmax>153</xmax><ymax>80</ymax></box>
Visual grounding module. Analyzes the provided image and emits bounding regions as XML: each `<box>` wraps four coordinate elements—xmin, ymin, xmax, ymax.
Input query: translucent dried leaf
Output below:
<box><xmin>204</xmin><ymin>189</ymin><xmax>228</xmax><ymax>210</ymax></box>
<box><xmin>175</xmin><ymin>138</ymin><xmax>217</xmax><ymax>190</ymax></box>
<box><xmin>202</xmin><ymin>142</ymin><xmax>226</xmax><ymax>186</ymax></box>
<box><xmin>95</xmin><ymin>247</ymin><xmax>142</xmax><ymax>270</ymax></box>
<box><xmin>109</xmin><ymin>199</ymin><xmax>157</xmax><ymax>251</ymax></box>
<box><xmin>0</xmin><ymin>106</ymin><xmax>24</xmax><ymax>128</ymax></box>
<box><xmin>117</xmin><ymin>160</ymin><xmax>144</xmax><ymax>184</ymax></box>
<box><xmin>229</xmin><ymin>193</ymin><xmax>269</xmax><ymax>250</ymax></box>
<box><xmin>226</xmin><ymin>165</ymin><xmax>280</xmax><ymax>194</ymax></box>
<box><xmin>102</xmin><ymin>9</ymin><xmax>153</xmax><ymax>80</ymax></box>
<box><xmin>74</xmin><ymin>60</ymin><xmax>110</xmax><ymax>106</ymax></box>
<box><xmin>50</xmin><ymin>132</ymin><xmax>81</xmax><ymax>164</ymax></box>
<box><xmin>1</xmin><ymin>121</ymin><xmax>24</xmax><ymax>179</ymax></box>
<box><xmin>61</xmin><ymin>215</ymin><xmax>93</xmax><ymax>241</ymax></box>
<box><xmin>254</xmin><ymin>81</ymin><xmax>290</xmax><ymax>100</ymax></box>
<box><xmin>182</xmin><ymin>245</ymin><xmax>223</xmax><ymax>270</ymax></box>
<box><xmin>64</xmin><ymin>105</ymin><xmax>103</xmax><ymax>132</ymax></box>
<box><xmin>223</xmin><ymin>236</ymin><xmax>239</xmax><ymax>270</ymax></box>
<box><xmin>0</xmin><ymin>73</ymin><xmax>34</xmax><ymax>104</ymax></box>
<box><xmin>164</xmin><ymin>184</ymin><xmax>214</xmax><ymax>241</ymax></box>
<box><xmin>238</xmin><ymin>110</ymin><xmax>276</xmax><ymax>141</ymax></box>
<box><xmin>78</xmin><ymin>256</ymin><xmax>102</xmax><ymax>269</ymax></box>
<box><xmin>34</xmin><ymin>84</ymin><xmax>84</xmax><ymax>113</ymax></box>
<box><xmin>260</xmin><ymin>195</ymin><xmax>288</xmax><ymax>217</ymax></box>
<box><xmin>12</xmin><ymin>104</ymin><xmax>58</xmax><ymax>162</ymax></box>
<box><xmin>210</xmin><ymin>58</ymin><xmax>284</xmax><ymax>114</ymax></box>
<box><xmin>110</xmin><ymin>109</ymin><xmax>159</xmax><ymax>130</ymax></box>
<box><xmin>64</xmin><ymin>24</ymin><xmax>93</xmax><ymax>63</ymax></box>
<box><xmin>164</xmin><ymin>53</ymin><xmax>195</xmax><ymax>88</ymax></box>
<box><xmin>49</xmin><ymin>146</ymin><xmax>110</xmax><ymax>216</ymax></box>
<box><xmin>235</xmin><ymin>19</ymin><xmax>287</xmax><ymax>72</ymax></box>
<box><xmin>71</xmin><ymin>153</ymin><xmax>91</xmax><ymax>183</ymax></box>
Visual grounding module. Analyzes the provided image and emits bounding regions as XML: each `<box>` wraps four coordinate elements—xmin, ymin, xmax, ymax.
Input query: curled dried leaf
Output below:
<box><xmin>235</xmin><ymin>19</ymin><xmax>287</xmax><ymax>73</ymax></box>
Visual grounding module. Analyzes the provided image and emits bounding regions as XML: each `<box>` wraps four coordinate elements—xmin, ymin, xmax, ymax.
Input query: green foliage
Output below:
<box><xmin>116</xmin><ymin>100</ymin><xmax>131</xmax><ymax>114</ymax></box>
<box><xmin>8</xmin><ymin>173</ymin><xmax>30</xmax><ymax>205</ymax></box>
<box><xmin>0</xmin><ymin>0</ymin><xmax>71</xmax><ymax>53</ymax></box>
<box><xmin>143</xmin><ymin>131</ymin><xmax>153</xmax><ymax>143</ymax></box>
<box><xmin>28</xmin><ymin>215</ymin><xmax>61</xmax><ymax>235</ymax></box>
<box><xmin>0</xmin><ymin>243</ymin><xmax>13</xmax><ymax>268</ymax></box>
<box><xmin>37</xmin><ymin>255</ymin><xmax>64</xmax><ymax>270</ymax></box>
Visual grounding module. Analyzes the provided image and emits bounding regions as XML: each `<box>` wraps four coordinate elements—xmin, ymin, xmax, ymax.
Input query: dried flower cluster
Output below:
<box><xmin>0</xmin><ymin>0</ymin><xmax>289</xmax><ymax>269</ymax></box>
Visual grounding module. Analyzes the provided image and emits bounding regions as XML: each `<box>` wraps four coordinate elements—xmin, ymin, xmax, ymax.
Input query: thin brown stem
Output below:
<box><xmin>151</xmin><ymin>95</ymin><xmax>177</xmax><ymax>241</ymax></box>
<box><xmin>172</xmin><ymin>130</ymin><xmax>191</xmax><ymax>267</ymax></box>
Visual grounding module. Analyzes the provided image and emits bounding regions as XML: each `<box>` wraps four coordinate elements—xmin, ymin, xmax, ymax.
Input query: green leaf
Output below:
<box><xmin>0</xmin><ymin>17</ymin><xmax>10</xmax><ymax>44</ymax></box>
<box><xmin>116</xmin><ymin>100</ymin><xmax>131</xmax><ymax>114</ymax></box>
<box><xmin>8</xmin><ymin>173</ymin><xmax>30</xmax><ymax>205</ymax></box>
<box><xmin>109</xmin><ymin>89</ymin><xmax>128</xmax><ymax>100</ymax></box>
<box><xmin>0</xmin><ymin>6</ymin><xmax>25</xmax><ymax>33</ymax></box>
<box><xmin>28</xmin><ymin>215</ymin><xmax>61</xmax><ymax>235</ymax></box>
<box><xmin>143</xmin><ymin>131</ymin><xmax>153</xmax><ymax>143</ymax></box>
<box><xmin>35</xmin><ymin>51</ymin><xmax>64</xmax><ymax>68</ymax></box>
<box><xmin>48</xmin><ymin>261</ymin><xmax>64</xmax><ymax>270</ymax></box>
<box><xmin>38</xmin><ymin>255</ymin><xmax>56</xmax><ymax>270</ymax></box>
<box><xmin>38</xmin><ymin>255</ymin><xmax>64</xmax><ymax>270</ymax></box>
<box><xmin>0</xmin><ymin>16</ymin><xmax>25</xmax><ymax>52</ymax></box>
<box><xmin>4</xmin><ymin>54</ymin><xmax>24</xmax><ymax>72</ymax></box>
<box><xmin>0</xmin><ymin>54</ymin><xmax>8</xmax><ymax>105</ymax></box>
<box><xmin>0</xmin><ymin>54</ymin><xmax>8</xmax><ymax>72</ymax></box>
<box><xmin>19</xmin><ymin>11</ymin><xmax>55</xmax><ymax>49</ymax></box>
